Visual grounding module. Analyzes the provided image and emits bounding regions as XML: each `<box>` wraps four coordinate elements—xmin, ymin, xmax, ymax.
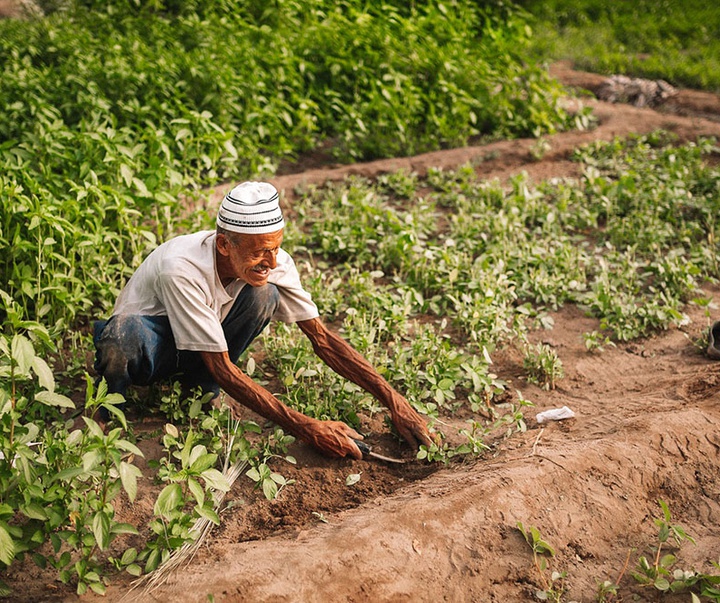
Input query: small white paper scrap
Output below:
<box><xmin>536</xmin><ymin>406</ymin><xmax>575</xmax><ymax>424</ymax></box>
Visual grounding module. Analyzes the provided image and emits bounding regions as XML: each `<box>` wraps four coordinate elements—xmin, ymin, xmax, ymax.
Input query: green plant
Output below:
<box><xmin>517</xmin><ymin>522</ymin><xmax>566</xmax><ymax>602</ymax></box>
<box><xmin>583</xmin><ymin>331</ymin><xmax>616</xmax><ymax>353</ymax></box>
<box><xmin>3</xmin><ymin>376</ymin><xmax>142</xmax><ymax>596</ymax></box>
<box><xmin>246</xmin><ymin>462</ymin><xmax>294</xmax><ymax>501</ymax></box>
<box><xmin>246</xmin><ymin>428</ymin><xmax>297</xmax><ymax>501</ymax></box>
<box><xmin>632</xmin><ymin>500</ymin><xmax>697</xmax><ymax>593</ymax></box>
<box><xmin>523</xmin><ymin>343</ymin><xmax>564</xmax><ymax>390</ymax></box>
<box><xmin>530</xmin><ymin>137</ymin><xmax>552</xmax><ymax>161</ymax></box>
<box><xmin>158</xmin><ymin>383</ymin><xmax>216</xmax><ymax>424</ymax></box>
<box><xmin>49</xmin><ymin>412</ymin><xmax>143</xmax><ymax>595</ymax></box>
<box><xmin>141</xmin><ymin>424</ymin><xmax>232</xmax><ymax>573</ymax></box>
<box><xmin>596</xmin><ymin>579</ymin><xmax>620</xmax><ymax>603</ymax></box>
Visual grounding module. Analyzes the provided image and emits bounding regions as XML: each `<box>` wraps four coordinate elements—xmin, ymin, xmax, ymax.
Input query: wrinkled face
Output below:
<box><xmin>216</xmin><ymin>229</ymin><xmax>284</xmax><ymax>287</ymax></box>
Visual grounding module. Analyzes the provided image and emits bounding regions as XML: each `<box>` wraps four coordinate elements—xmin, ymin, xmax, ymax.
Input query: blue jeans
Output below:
<box><xmin>93</xmin><ymin>284</ymin><xmax>280</xmax><ymax>401</ymax></box>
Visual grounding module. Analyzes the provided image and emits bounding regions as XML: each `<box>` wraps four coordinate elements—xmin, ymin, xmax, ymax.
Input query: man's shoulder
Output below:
<box><xmin>155</xmin><ymin>230</ymin><xmax>216</xmax><ymax>278</ymax></box>
<box><xmin>162</xmin><ymin>230</ymin><xmax>215</xmax><ymax>252</ymax></box>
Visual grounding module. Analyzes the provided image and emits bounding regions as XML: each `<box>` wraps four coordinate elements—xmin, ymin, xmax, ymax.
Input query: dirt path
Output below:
<box><xmin>9</xmin><ymin>65</ymin><xmax>720</xmax><ymax>603</ymax></box>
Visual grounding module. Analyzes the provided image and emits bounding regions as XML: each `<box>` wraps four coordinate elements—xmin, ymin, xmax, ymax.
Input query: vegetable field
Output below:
<box><xmin>1</xmin><ymin>1</ymin><xmax>720</xmax><ymax>602</ymax></box>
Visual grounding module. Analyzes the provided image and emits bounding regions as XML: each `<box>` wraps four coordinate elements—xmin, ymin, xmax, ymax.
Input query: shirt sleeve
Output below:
<box><xmin>270</xmin><ymin>251</ymin><xmax>320</xmax><ymax>323</ymax></box>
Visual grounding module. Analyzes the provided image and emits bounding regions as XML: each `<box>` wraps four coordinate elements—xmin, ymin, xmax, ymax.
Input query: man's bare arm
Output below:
<box><xmin>200</xmin><ymin>350</ymin><xmax>363</xmax><ymax>459</ymax></box>
<box><xmin>297</xmin><ymin>317</ymin><xmax>433</xmax><ymax>449</ymax></box>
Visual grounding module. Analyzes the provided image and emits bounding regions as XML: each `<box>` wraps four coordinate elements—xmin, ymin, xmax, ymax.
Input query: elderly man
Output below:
<box><xmin>93</xmin><ymin>181</ymin><xmax>432</xmax><ymax>459</ymax></box>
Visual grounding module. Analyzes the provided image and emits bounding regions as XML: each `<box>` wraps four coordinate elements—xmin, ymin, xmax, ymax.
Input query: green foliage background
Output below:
<box><xmin>518</xmin><ymin>0</ymin><xmax>720</xmax><ymax>92</ymax></box>
<box><xmin>0</xmin><ymin>0</ymin><xmax>574</xmax><ymax>330</ymax></box>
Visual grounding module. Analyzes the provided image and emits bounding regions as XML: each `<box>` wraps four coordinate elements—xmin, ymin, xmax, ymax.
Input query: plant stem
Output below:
<box><xmin>615</xmin><ymin>548</ymin><xmax>633</xmax><ymax>586</ymax></box>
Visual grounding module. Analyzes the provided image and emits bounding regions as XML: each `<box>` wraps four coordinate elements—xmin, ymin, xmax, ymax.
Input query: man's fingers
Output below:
<box><xmin>416</xmin><ymin>425</ymin><xmax>434</xmax><ymax>448</ymax></box>
<box><xmin>399</xmin><ymin>426</ymin><xmax>418</xmax><ymax>450</ymax></box>
<box><xmin>392</xmin><ymin>409</ymin><xmax>433</xmax><ymax>450</ymax></box>
<box><xmin>410</xmin><ymin>427</ymin><xmax>434</xmax><ymax>449</ymax></box>
<box><xmin>343</xmin><ymin>425</ymin><xmax>363</xmax><ymax>441</ymax></box>
<box><xmin>341</xmin><ymin>426</ymin><xmax>364</xmax><ymax>459</ymax></box>
<box><xmin>347</xmin><ymin>438</ymin><xmax>363</xmax><ymax>460</ymax></box>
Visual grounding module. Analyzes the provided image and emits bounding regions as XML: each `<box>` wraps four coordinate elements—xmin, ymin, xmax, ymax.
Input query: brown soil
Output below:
<box><xmin>7</xmin><ymin>63</ymin><xmax>720</xmax><ymax>603</ymax></box>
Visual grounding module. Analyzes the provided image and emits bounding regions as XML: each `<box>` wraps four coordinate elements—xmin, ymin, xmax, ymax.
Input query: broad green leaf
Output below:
<box><xmin>189</xmin><ymin>397</ymin><xmax>203</xmax><ymax>418</ymax></box>
<box><xmin>145</xmin><ymin>549</ymin><xmax>161</xmax><ymax>573</ymax></box>
<box><xmin>262</xmin><ymin>479</ymin><xmax>278</xmax><ymax>500</ymax></box>
<box><xmin>154</xmin><ymin>483</ymin><xmax>183</xmax><ymax>518</ymax></box>
<box><xmin>270</xmin><ymin>473</ymin><xmax>287</xmax><ymax>485</ymax></box>
<box><xmin>187</xmin><ymin>443</ymin><xmax>208</xmax><ymax>467</ymax></box>
<box><xmin>119</xmin><ymin>461</ymin><xmax>142</xmax><ymax>502</ymax></box>
<box><xmin>110</xmin><ymin>523</ymin><xmax>138</xmax><ymax>536</ymax></box>
<box><xmin>190</xmin><ymin>452</ymin><xmax>217</xmax><ymax>474</ymax></box>
<box><xmin>196</xmin><ymin>504</ymin><xmax>220</xmax><ymax>525</ymax></box>
<box><xmin>53</xmin><ymin>466</ymin><xmax>84</xmax><ymax>482</ymax></box>
<box><xmin>92</xmin><ymin>511</ymin><xmax>111</xmax><ymax>550</ymax></box>
<box><xmin>104</xmin><ymin>404</ymin><xmax>128</xmax><ymax>430</ymax></box>
<box><xmin>132</xmin><ymin>177</ymin><xmax>150</xmax><ymax>197</ymax></box>
<box><xmin>120</xmin><ymin>164</ymin><xmax>133</xmax><ymax>187</ymax></box>
<box><xmin>11</xmin><ymin>335</ymin><xmax>34</xmax><ymax>376</ymax></box>
<box><xmin>115</xmin><ymin>439</ymin><xmax>144</xmax><ymax>457</ymax></box>
<box><xmin>187</xmin><ymin>477</ymin><xmax>205</xmax><ymax>506</ymax></box>
<box><xmin>0</xmin><ymin>524</ymin><xmax>15</xmax><ymax>565</ymax></box>
<box><xmin>126</xmin><ymin>564</ymin><xmax>142</xmax><ymax>577</ymax></box>
<box><xmin>0</xmin><ymin>390</ymin><xmax>10</xmax><ymax>415</ymax></box>
<box><xmin>31</xmin><ymin>356</ymin><xmax>55</xmax><ymax>392</ymax></box>
<box><xmin>35</xmin><ymin>391</ymin><xmax>75</xmax><ymax>409</ymax></box>
<box><xmin>201</xmin><ymin>468</ymin><xmax>230</xmax><ymax>492</ymax></box>
<box><xmin>82</xmin><ymin>417</ymin><xmax>105</xmax><ymax>438</ymax></box>
<box><xmin>175</xmin><ymin>128</ymin><xmax>192</xmax><ymax>141</ymax></box>
<box><xmin>19</xmin><ymin>503</ymin><xmax>48</xmax><ymax>521</ymax></box>
<box><xmin>82</xmin><ymin>449</ymin><xmax>103</xmax><ymax>472</ymax></box>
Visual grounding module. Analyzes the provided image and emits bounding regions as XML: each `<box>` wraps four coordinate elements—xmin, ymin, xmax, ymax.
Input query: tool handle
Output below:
<box><xmin>353</xmin><ymin>439</ymin><xmax>371</xmax><ymax>455</ymax></box>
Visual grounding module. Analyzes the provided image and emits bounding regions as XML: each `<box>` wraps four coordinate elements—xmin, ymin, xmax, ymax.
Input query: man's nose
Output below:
<box><xmin>265</xmin><ymin>250</ymin><xmax>278</xmax><ymax>269</ymax></box>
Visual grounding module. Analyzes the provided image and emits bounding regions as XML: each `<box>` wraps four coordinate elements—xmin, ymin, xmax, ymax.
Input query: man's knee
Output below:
<box><xmin>248</xmin><ymin>283</ymin><xmax>280</xmax><ymax>319</ymax></box>
<box><xmin>96</xmin><ymin>315</ymin><xmax>146</xmax><ymax>353</ymax></box>
<box><xmin>94</xmin><ymin>317</ymin><xmax>133</xmax><ymax>394</ymax></box>
<box><xmin>94</xmin><ymin>315</ymin><xmax>171</xmax><ymax>390</ymax></box>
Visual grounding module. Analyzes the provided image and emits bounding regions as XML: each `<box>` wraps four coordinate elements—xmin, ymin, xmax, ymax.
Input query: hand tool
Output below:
<box><xmin>353</xmin><ymin>439</ymin><xmax>407</xmax><ymax>464</ymax></box>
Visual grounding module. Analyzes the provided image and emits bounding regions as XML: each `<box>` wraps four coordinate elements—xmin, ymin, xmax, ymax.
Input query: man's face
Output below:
<box><xmin>217</xmin><ymin>229</ymin><xmax>284</xmax><ymax>287</ymax></box>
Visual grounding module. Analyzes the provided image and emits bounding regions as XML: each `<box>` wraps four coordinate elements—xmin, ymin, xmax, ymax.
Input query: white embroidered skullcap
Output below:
<box><xmin>217</xmin><ymin>181</ymin><xmax>285</xmax><ymax>234</ymax></box>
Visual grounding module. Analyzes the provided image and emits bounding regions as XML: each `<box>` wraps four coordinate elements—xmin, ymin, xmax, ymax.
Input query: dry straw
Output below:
<box><xmin>122</xmin><ymin>407</ymin><xmax>249</xmax><ymax>601</ymax></box>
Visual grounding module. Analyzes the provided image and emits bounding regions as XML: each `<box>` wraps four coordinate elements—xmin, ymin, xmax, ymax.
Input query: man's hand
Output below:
<box><xmin>302</xmin><ymin>419</ymin><xmax>365</xmax><ymax>459</ymax></box>
<box><xmin>388</xmin><ymin>392</ymin><xmax>434</xmax><ymax>449</ymax></box>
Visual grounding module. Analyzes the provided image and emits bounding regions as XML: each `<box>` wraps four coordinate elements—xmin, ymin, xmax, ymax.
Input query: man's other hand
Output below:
<box><xmin>389</xmin><ymin>393</ymin><xmax>434</xmax><ymax>450</ymax></box>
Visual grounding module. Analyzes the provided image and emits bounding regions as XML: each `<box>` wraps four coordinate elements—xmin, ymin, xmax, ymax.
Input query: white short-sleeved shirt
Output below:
<box><xmin>112</xmin><ymin>230</ymin><xmax>319</xmax><ymax>352</ymax></box>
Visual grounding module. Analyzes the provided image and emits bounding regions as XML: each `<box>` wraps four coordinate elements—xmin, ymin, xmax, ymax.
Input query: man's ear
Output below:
<box><xmin>216</xmin><ymin>233</ymin><xmax>233</xmax><ymax>257</ymax></box>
